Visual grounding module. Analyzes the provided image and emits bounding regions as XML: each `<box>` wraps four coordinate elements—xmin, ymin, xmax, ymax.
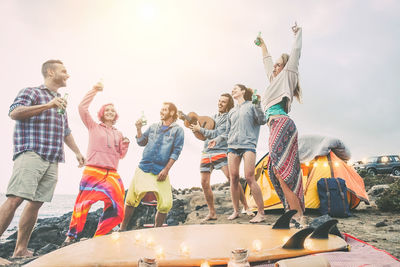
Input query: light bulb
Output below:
<box><xmin>134</xmin><ymin>232</ymin><xmax>142</xmax><ymax>243</ymax></box>
<box><xmin>180</xmin><ymin>242</ymin><xmax>190</xmax><ymax>256</ymax></box>
<box><xmin>155</xmin><ymin>246</ymin><xmax>164</xmax><ymax>259</ymax></box>
<box><xmin>252</xmin><ymin>239</ymin><xmax>262</xmax><ymax>252</ymax></box>
<box><xmin>111</xmin><ymin>231</ymin><xmax>120</xmax><ymax>241</ymax></box>
<box><xmin>146</xmin><ymin>236</ymin><xmax>155</xmax><ymax>248</ymax></box>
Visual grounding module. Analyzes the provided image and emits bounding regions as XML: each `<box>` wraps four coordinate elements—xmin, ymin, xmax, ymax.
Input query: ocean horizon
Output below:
<box><xmin>0</xmin><ymin>193</ymin><xmax>103</xmax><ymax>241</ymax></box>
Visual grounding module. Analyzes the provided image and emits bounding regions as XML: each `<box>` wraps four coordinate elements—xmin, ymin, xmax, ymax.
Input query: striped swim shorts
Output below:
<box><xmin>200</xmin><ymin>152</ymin><xmax>228</xmax><ymax>173</ymax></box>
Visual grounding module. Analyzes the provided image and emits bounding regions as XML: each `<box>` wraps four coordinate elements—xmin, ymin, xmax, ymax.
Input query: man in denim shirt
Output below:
<box><xmin>121</xmin><ymin>102</ymin><xmax>184</xmax><ymax>229</ymax></box>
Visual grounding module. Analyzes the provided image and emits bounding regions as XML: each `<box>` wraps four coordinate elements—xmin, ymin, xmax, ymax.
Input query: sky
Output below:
<box><xmin>0</xmin><ymin>0</ymin><xmax>399</xmax><ymax>195</ymax></box>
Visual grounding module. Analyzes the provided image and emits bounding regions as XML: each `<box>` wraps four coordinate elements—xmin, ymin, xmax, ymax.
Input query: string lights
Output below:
<box><xmin>117</xmin><ymin>230</ymin><xmax>303</xmax><ymax>266</ymax></box>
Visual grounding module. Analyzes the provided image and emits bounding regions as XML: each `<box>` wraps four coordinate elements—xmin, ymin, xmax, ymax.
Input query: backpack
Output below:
<box><xmin>317</xmin><ymin>177</ymin><xmax>352</xmax><ymax>218</ymax></box>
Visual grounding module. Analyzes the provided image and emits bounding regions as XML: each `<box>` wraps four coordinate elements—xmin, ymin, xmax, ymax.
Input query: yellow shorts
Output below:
<box><xmin>125</xmin><ymin>168</ymin><xmax>172</xmax><ymax>213</ymax></box>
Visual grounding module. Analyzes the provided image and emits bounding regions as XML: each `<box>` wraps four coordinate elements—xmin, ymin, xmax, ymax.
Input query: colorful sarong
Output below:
<box><xmin>67</xmin><ymin>166</ymin><xmax>125</xmax><ymax>238</ymax></box>
<box><xmin>268</xmin><ymin>116</ymin><xmax>305</xmax><ymax>211</ymax></box>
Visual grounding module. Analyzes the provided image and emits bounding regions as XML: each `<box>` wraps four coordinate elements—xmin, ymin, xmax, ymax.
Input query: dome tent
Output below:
<box><xmin>245</xmin><ymin>135</ymin><xmax>369</xmax><ymax>211</ymax></box>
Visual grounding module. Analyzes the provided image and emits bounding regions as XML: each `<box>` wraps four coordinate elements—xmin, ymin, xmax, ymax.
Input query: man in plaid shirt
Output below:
<box><xmin>0</xmin><ymin>59</ymin><xmax>85</xmax><ymax>258</ymax></box>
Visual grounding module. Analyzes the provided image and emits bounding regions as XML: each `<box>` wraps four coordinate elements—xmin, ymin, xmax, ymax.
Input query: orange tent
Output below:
<box><xmin>245</xmin><ymin>151</ymin><xmax>369</xmax><ymax>211</ymax></box>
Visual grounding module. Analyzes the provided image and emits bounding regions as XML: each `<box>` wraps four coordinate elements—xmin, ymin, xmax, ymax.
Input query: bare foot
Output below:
<box><xmin>245</xmin><ymin>209</ymin><xmax>255</xmax><ymax>217</ymax></box>
<box><xmin>61</xmin><ymin>236</ymin><xmax>76</xmax><ymax>247</ymax></box>
<box><xmin>11</xmin><ymin>249</ymin><xmax>33</xmax><ymax>259</ymax></box>
<box><xmin>202</xmin><ymin>214</ymin><xmax>217</xmax><ymax>222</ymax></box>
<box><xmin>249</xmin><ymin>213</ymin><xmax>265</xmax><ymax>223</ymax></box>
<box><xmin>291</xmin><ymin>216</ymin><xmax>305</xmax><ymax>228</ymax></box>
<box><xmin>228</xmin><ymin>211</ymin><xmax>240</xmax><ymax>220</ymax></box>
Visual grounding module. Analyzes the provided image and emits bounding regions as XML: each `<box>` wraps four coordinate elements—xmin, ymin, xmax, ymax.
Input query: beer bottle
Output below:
<box><xmin>140</xmin><ymin>111</ymin><xmax>147</xmax><ymax>126</ymax></box>
<box><xmin>254</xmin><ymin>32</ymin><xmax>262</xmax><ymax>46</ymax></box>
<box><xmin>227</xmin><ymin>248</ymin><xmax>250</xmax><ymax>267</ymax></box>
<box><xmin>57</xmin><ymin>93</ymin><xmax>69</xmax><ymax>115</ymax></box>
<box><xmin>252</xmin><ymin>89</ymin><xmax>259</xmax><ymax>104</ymax></box>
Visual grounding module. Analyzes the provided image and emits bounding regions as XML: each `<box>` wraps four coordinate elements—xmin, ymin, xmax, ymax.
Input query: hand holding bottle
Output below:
<box><xmin>292</xmin><ymin>21</ymin><xmax>300</xmax><ymax>35</ymax></box>
<box><xmin>57</xmin><ymin>93</ymin><xmax>69</xmax><ymax>115</ymax></box>
<box><xmin>254</xmin><ymin>32</ymin><xmax>262</xmax><ymax>46</ymax></box>
<box><xmin>140</xmin><ymin>111</ymin><xmax>147</xmax><ymax>126</ymax></box>
<box><xmin>135</xmin><ymin>119</ymin><xmax>143</xmax><ymax>130</ymax></box>
<box><xmin>93</xmin><ymin>79</ymin><xmax>104</xmax><ymax>91</ymax></box>
<box><xmin>251</xmin><ymin>89</ymin><xmax>260</xmax><ymax>105</ymax></box>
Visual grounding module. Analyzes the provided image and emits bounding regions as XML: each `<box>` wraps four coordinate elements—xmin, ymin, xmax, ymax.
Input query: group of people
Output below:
<box><xmin>0</xmin><ymin>24</ymin><xmax>304</xmax><ymax>258</ymax></box>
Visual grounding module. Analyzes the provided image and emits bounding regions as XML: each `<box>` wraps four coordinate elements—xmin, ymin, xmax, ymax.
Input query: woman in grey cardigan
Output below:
<box><xmin>209</xmin><ymin>84</ymin><xmax>267</xmax><ymax>223</ymax></box>
<box><xmin>257</xmin><ymin>23</ymin><xmax>305</xmax><ymax>227</ymax></box>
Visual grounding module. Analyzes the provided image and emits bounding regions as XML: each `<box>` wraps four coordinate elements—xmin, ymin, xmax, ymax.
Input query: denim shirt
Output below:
<box><xmin>200</xmin><ymin>112</ymin><xmax>228</xmax><ymax>154</ymax></box>
<box><xmin>137</xmin><ymin>122</ymin><xmax>184</xmax><ymax>175</ymax></box>
<box><xmin>215</xmin><ymin>101</ymin><xmax>267</xmax><ymax>150</ymax></box>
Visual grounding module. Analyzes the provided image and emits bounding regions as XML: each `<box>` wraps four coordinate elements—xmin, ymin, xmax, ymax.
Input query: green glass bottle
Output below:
<box><xmin>252</xmin><ymin>89</ymin><xmax>259</xmax><ymax>104</ymax></box>
<box><xmin>140</xmin><ymin>111</ymin><xmax>147</xmax><ymax>126</ymax></box>
<box><xmin>57</xmin><ymin>93</ymin><xmax>69</xmax><ymax>115</ymax></box>
<box><xmin>254</xmin><ymin>32</ymin><xmax>262</xmax><ymax>46</ymax></box>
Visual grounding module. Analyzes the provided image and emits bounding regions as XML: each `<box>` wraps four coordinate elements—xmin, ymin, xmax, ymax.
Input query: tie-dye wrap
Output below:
<box><xmin>67</xmin><ymin>166</ymin><xmax>125</xmax><ymax>238</ymax></box>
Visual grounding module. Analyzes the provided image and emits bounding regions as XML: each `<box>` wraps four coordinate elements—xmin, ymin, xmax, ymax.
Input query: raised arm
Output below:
<box><xmin>136</xmin><ymin>121</ymin><xmax>150</xmax><ymax>147</ymax></box>
<box><xmin>286</xmin><ymin>24</ymin><xmax>302</xmax><ymax>73</ymax></box>
<box><xmin>78</xmin><ymin>82</ymin><xmax>103</xmax><ymax>129</ymax></box>
<box><xmin>258</xmin><ymin>37</ymin><xmax>274</xmax><ymax>82</ymax></box>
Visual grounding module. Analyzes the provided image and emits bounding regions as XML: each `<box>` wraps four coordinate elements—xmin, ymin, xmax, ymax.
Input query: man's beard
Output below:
<box><xmin>162</xmin><ymin>113</ymin><xmax>171</xmax><ymax>121</ymax></box>
<box><xmin>53</xmin><ymin>75</ymin><xmax>66</xmax><ymax>87</ymax></box>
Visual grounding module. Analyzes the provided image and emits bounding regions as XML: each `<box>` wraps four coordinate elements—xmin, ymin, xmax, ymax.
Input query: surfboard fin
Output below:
<box><xmin>310</xmin><ymin>219</ymin><xmax>339</xmax><ymax>239</ymax></box>
<box><xmin>272</xmin><ymin>210</ymin><xmax>297</xmax><ymax>229</ymax></box>
<box><xmin>282</xmin><ymin>227</ymin><xmax>314</xmax><ymax>249</ymax></box>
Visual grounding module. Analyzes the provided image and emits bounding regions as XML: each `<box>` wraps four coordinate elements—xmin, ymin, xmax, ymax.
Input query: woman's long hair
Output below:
<box><xmin>221</xmin><ymin>93</ymin><xmax>234</xmax><ymax>112</ymax></box>
<box><xmin>280</xmin><ymin>53</ymin><xmax>302</xmax><ymax>103</ymax></box>
<box><xmin>235</xmin><ymin>84</ymin><xmax>253</xmax><ymax>101</ymax></box>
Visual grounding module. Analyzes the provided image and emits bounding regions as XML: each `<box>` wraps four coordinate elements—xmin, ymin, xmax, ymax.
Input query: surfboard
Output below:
<box><xmin>26</xmin><ymin>221</ymin><xmax>348</xmax><ymax>266</ymax></box>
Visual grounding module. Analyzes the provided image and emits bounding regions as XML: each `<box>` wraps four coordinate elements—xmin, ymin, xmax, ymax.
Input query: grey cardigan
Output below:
<box><xmin>214</xmin><ymin>101</ymin><xmax>267</xmax><ymax>150</ymax></box>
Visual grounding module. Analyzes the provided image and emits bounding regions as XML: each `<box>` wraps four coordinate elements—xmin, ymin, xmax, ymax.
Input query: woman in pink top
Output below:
<box><xmin>63</xmin><ymin>82</ymin><xmax>129</xmax><ymax>245</ymax></box>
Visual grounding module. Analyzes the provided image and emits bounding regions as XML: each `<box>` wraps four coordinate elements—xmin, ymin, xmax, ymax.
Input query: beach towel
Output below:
<box><xmin>253</xmin><ymin>233</ymin><xmax>400</xmax><ymax>267</ymax></box>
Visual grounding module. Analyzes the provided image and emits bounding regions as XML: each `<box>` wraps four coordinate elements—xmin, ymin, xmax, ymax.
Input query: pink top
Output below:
<box><xmin>78</xmin><ymin>89</ymin><xmax>129</xmax><ymax>170</ymax></box>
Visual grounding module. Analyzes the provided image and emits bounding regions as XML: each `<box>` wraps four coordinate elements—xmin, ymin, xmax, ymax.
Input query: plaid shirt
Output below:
<box><xmin>9</xmin><ymin>85</ymin><xmax>71</xmax><ymax>163</ymax></box>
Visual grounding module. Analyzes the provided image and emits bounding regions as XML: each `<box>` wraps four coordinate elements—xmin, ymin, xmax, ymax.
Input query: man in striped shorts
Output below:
<box><xmin>190</xmin><ymin>93</ymin><xmax>252</xmax><ymax>221</ymax></box>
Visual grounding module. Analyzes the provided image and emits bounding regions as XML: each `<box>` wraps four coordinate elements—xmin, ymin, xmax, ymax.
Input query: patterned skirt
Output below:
<box><xmin>268</xmin><ymin>116</ymin><xmax>305</xmax><ymax>212</ymax></box>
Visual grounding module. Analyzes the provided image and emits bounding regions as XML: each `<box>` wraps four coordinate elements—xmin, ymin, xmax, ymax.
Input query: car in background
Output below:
<box><xmin>354</xmin><ymin>155</ymin><xmax>400</xmax><ymax>176</ymax></box>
